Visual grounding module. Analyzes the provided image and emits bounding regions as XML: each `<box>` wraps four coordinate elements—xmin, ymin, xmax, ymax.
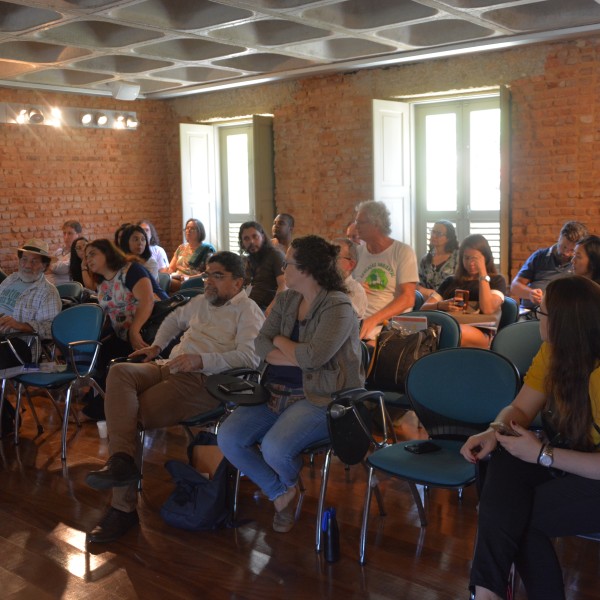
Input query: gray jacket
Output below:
<box><xmin>256</xmin><ymin>288</ymin><xmax>364</xmax><ymax>406</ymax></box>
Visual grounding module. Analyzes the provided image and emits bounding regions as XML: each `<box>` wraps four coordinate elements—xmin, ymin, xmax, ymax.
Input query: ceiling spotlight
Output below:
<box><xmin>95</xmin><ymin>113</ymin><xmax>108</xmax><ymax>126</ymax></box>
<box><xmin>115</xmin><ymin>114</ymin><xmax>126</xmax><ymax>129</ymax></box>
<box><xmin>28</xmin><ymin>108</ymin><xmax>44</xmax><ymax>124</ymax></box>
<box><xmin>126</xmin><ymin>115</ymin><xmax>138</xmax><ymax>129</ymax></box>
<box><xmin>81</xmin><ymin>112</ymin><xmax>93</xmax><ymax>125</ymax></box>
<box><xmin>16</xmin><ymin>109</ymin><xmax>28</xmax><ymax>124</ymax></box>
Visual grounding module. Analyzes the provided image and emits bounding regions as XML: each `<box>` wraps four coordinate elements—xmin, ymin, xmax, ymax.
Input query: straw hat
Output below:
<box><xmin>17</xmin><ymin>238</ymin><xmax>52</xmax><ymax>259</ymax></box>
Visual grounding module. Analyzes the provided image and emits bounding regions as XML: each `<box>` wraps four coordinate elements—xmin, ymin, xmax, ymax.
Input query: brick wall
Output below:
<box><xmin>171</xmin><ymin>37</ymin><xmax>600</xmax><ymax>281</ymax></box>
<box><xmin>0</xmin><ymin>89</ymin><xmax>183</xmax><ymax>273</ymax></box>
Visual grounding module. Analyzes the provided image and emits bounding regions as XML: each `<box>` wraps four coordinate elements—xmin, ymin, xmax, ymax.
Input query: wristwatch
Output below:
<box><xmin>479</xmin><ymin>275</ymin><xmax>491</xmax><ymax>283</ymax></box>
<box><xmin>538</xmin><ymin>444</ymin><xmax>554</xmax><ymax>467</ymax></box>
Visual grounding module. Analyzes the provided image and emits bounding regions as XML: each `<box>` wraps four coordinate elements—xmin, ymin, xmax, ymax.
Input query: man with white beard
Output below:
<box><xmin>0</xmin><ymin>239</ymin><xmax>61</xmax><ymax>341</ymax></box>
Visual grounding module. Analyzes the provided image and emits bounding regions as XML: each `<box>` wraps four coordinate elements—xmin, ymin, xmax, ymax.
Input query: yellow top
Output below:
<box><xmin>524</xmin><ymin>341</ymin><xmax>600</xmax><ymax>446</ymax></box>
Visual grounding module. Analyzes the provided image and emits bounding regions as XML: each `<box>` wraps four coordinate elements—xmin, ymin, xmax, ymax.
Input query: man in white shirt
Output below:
<box><xmin>332</xmin><ymin>237</ymin><xmax>368</xmax><ymax>319</ymax></box>
<box><xmin>85</xmin><ymin>251</ymin><xmax>265</xmax><ymax>543</ymax></box>
<box><xmin>352</xmin><ymin>201</ymin><xmax>418</xmax><ymax>340</ymax></box>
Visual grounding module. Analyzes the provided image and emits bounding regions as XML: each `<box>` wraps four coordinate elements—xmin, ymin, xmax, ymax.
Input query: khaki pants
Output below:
<box><xmin>104</xmin><ymin>361</ymin><xmax>219</xmax><ymax>512</ymax></box>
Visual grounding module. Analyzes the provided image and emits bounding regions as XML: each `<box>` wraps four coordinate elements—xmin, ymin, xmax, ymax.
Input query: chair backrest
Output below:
<box><xmin>498</xmin><ymin>296</ymin><xmax>519</xmax><ymax>330</ymax></box>
<box><xmin>178</xmin><ymin>287</ymin><xmax>204</xmax><ymax>299</ymax></box>
<box><xmin>406</xmin><ymin>347</ymin><xmax>519</xmax><ymax>439</ymax></box>
<box><xmin>491</xmin><ymin>320</ymin><xmax>542</xmax><ymax>382</ymax></box>
<box><xmin>181</xmin><ymin>277</ymin><xmax>205</xmax><ymax>291</ymax></box>
<box><xmin>51</xmin><ymin>304</ymin><xmax>104</xmax><ymax>359</ymax></box>
<box><xmin>413</xmin><ymin>290</ymin><xmax>425</xmax><ymax>311</ymax></box>
<box><xmin>157</xmin><ymin>272</ymin><xmax>171</xmax><ymax>293</ymax></box>
<box><xmin>56</xmin><ymin>281</ymin><xmax>84</xmax><ymax>301</ymax></box>
<box><xmin>410</xmin><ymin>310</ymin><xmax>461</xmax><ymax>349</ymax></box>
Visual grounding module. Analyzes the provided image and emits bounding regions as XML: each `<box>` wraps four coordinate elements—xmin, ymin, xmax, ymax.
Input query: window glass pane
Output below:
<box><xmin>425</xmin><ymin>113</ymin><xmax>457</xmax><ymax>212</ymax></box>
<box><xmin>226</xmin><ymin>134</ymin><xmax>250</xmax><ymax>214</ymax></box>
<box><xmin>470</xmin><ymin>109</ymin><xmax>500</xmax><ymax>211</ymax></box>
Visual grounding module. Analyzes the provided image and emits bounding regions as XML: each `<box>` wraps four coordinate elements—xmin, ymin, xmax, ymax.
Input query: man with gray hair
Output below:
<box><xmin>353</xmin><ymin>201</ymin><xmax>418</xmax><ymax>340</ymax></box>
<box><xmin>332</xmin><ymin>237</ymin><xmax>367</xmax><ymax>319</ymax></box>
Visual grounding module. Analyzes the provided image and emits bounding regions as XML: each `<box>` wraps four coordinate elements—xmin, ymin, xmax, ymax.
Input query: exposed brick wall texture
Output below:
<box><xmin>0</xmin><ymin>89</ymin><xmax>183</xmax><ymax>273</ymax></box>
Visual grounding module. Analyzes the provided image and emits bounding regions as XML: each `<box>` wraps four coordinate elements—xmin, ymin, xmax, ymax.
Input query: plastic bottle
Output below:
<box><xmin>322</xmin><ymin>507</ymin><xmax>340</xmax><ymax>563</ymax></box>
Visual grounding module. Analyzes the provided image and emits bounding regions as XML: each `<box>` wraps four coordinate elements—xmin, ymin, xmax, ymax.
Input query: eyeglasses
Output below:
<box><xmin>430</xmin><ymin>230</ymin><xmax>447</xmax><ymax>237</ymax></box>
<box><xmin>531</xmin><ymin>306</ymin><xmax>549</xmax><ymax>320</ymax></box>
<box><xmin>200</xmin><ymin>272</ymin><xmax>232</xmax><ymax>281</ymax></box>
<box><xmin>184</xmin><ymin>227</ymin><xmax>198</xmax><ymax>232</ymax></box>
<box><xmin>282</xmin><ymin>260</ymin><xmax>299</xmax><ymax>270</ymax></box>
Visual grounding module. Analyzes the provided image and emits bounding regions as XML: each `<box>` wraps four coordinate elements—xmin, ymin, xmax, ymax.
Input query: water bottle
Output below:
<box><xmin>322</xmin><ymin>507</ymin><xmax>340</xmax><ymax>563</ymax></box>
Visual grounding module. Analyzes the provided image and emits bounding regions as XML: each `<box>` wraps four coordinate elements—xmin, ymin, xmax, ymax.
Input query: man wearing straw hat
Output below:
<box><xmin>0</xmin><ymin>239</ymin><xmax>61</xmax><ymax>341</ymax></box>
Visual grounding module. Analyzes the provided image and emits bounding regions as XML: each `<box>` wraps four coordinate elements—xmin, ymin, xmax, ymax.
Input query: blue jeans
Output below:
<box><xmin>217</xmin><ymin>399</ymin><xmax>329</xmax><ymax>501</ymax></box>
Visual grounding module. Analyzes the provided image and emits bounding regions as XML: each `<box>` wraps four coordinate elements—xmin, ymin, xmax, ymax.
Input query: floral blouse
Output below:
<box><xmin>419</xmin><ymin>249</ymin><xmax>459</xmax><ymax>291</ymax></box>
<box><xmin>98</xmin><ymin>264</ymin><xmax>138</xmax><ymax>341</ymax></box>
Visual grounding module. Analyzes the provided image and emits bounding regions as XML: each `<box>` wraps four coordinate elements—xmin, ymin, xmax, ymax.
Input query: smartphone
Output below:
<box><xmin>454</xmin><ymin>289</ymin><xmax>470</xmax><ymax>310</ymax></box>
<box><xmin>404</xmin><ymin>441</ymin><xmax>441</xmax><ymax>454</ymax></box>
<box><xmin>218</xmin><ymin>380</ymin><xmax>254</xmax><ymax>394</ymax></box>
<box><xmin>490</xmin><ymin>421</ymin><xmax>521</xmax><ymax>437</ymax></box>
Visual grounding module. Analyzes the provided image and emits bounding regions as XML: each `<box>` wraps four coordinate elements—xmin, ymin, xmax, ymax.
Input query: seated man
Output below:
<box><xmin>85</xmin><ymin>251</ymin><xmax>265</xmax><ymax>543</ymax></box>
<box><xmin>510</xmin><ymin>220</ymin><xmax>587</xmax><ymax>310</ymax></box>
<box><xmin>332</xmin><ymin>237</ymin><xmax>368</xmax><ymax>319</ymax></box>
<box><xmin>0</xmin><ymin>239</ymin><xmax>61</xmax><ymax>342</ymax></box>
<box><xmin>271</xmin><ymin>213</ymin><xmax>294</xmax><ymax>254</ymax></box>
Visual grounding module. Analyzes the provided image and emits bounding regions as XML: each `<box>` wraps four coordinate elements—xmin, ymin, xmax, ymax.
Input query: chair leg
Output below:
<box><xmin>232</xmin><ymin>468</ymin><xmax>241</xmax><ymax>521</ymax></box>
<box><xmin>408</xmin><ymin>482</ymin><xmax>428</xmax><ymax>527</ymax></box>
<box><xmin>61</xmin><ymin>385</ymin><xmax>75</xmax><ymax>461</ymax></box>
<box><xmin>14</xmin><ymin>383</ymin><xmax>24</xmax><ymax>446</ymax></box>
<box><xmin>360</xmin><ymin>460</ymin><xmax>386</xmax><ymax>516</ymax></box>
<box><xmin>359</xmin><ymin>464</ymin><xmax>375</xmax><ymax>565</ymax></box>
<box><xmin>0</xmin><ymin>378</ymin><xmax>7</xmax><ymax>440</ymax></box>
<box><xmin>137</xmin><ymin>424</ymin><xmax>145</xmax><ymax>492</ymax></box>
<box><xmin>314</xmin><ymin>448</ymin><xmax>332</xmax><ymax>553</ymax></box>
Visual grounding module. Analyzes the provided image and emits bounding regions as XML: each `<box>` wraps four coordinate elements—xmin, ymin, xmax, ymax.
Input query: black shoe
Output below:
<box><xmin>87</xmin><ymin>507</ymin><xmax>139</xmax><ymax>543</ymax></box>
<box><xmin>85</xmin><ymin>452</ymin><xmax>141</xmax><ymax>490</ymax></box>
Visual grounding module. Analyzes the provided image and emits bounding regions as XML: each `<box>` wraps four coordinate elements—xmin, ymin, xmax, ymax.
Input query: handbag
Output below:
<box><xmin>366</xmin><ymin>324</ymin><xmax>440</xmax><ymax>392</ymax></box>
<box><xmin>160</xmin><ymin>432</ymin><xmax>232</xmax><ymax>531</ymax></box>
<box><xmin>140</xmin><ymin>294</ymin><xmax>190</xmax><ymax>344</ymax></box>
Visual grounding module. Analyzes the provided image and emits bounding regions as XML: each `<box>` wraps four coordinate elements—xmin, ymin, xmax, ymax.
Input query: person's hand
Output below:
<box><xmin>0</xmin><ymin>315</ymin><xmax>27</xmax><ymax>333</ymax></box>
<box><xmin>445</xmin><ymin>300</ymin><xmax>462</xmax><ymax>313</ymax></box>
<box><xmin>128</xmin><ymin>330</ymin><xmax>148</xmax><ymax>351</ymax></box>
<box><xmin>473</xmin><ymin>254</ymin><xmax>488</xmax><ymax>277</ymax></box>
<box><xmin>495</xmin><ymin>421</ymin><xmax>543</xmax><ymax>463</ymax></box>
<box><xmin>460</xmin><ymin>430</ymin><xmax>498</xmax><ymax>463</ymax></box>
<box><xmin>167</xmin><ymin>353</ymin><xmax>203</xmax><ymax>374</ymax></box>
<box><xmin>529</xmin><ymin>288</ymin><xmax>543</xmax><ymax>305</ymax></box>
<box><xmin>128</xmin><ymin>345</ymin><xmax>160</xmax><ymax>362</ymax></box>
<box><xmin>360</xmin><ymin>315</ymin><xmax>380</xmax><ymax>340</ymax></box>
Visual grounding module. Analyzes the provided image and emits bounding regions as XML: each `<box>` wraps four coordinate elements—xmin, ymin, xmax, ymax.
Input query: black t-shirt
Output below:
<box><xmin>245</xmin><ymin>246</ymin><xmax>284</xmax><ymax>310</ymax></box>
<box><xmin>437</xmin><ymin>274</ymin><xmax>507</xmax><ymax>301</ymax></box>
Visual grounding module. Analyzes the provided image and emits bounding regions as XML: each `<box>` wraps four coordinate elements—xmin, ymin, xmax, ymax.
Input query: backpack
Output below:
<box><xmin>160</xmin><ymin>432</ymin><xmax>232</xmax><ymax>531</ymax></box>
<box><xmin>140</xmin><ymin>294</ymin><xmax>190</xmax><ymax>345</ymax></box>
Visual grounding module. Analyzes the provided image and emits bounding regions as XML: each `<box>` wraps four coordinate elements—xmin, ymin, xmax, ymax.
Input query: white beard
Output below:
<box><xmin>18</xmin><ymin>269</ymin><xmax>44</xmax><ymax>283</ymax></box>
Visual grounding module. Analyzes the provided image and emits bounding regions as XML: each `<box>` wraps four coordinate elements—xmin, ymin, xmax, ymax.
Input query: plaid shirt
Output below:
<box><xmin>0</xmin><ymin>272</ymin><xmax>61</xmax><ymax>340</ymax></box>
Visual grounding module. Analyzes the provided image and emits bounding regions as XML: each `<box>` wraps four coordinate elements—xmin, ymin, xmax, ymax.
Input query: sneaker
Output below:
<box><xmin>87</xmin><ymin>507</ymin><xmax>139</xmax><ymax>543</ymax></box>
<box><xmin>85</xmin><ymin>452</ymin><xmax>141</xmax><ymax>490</ymax></box>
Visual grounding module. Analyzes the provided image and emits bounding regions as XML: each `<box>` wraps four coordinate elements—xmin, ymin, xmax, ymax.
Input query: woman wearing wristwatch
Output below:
<box><xmin>422</xmin><ymin>234</ymin><xmax>506</xmax><ymax>347</ymax></box>
<box><xmin>460</xmin><ymin>275</ymin><xmax>600</xmax><ymax>600</ymax></box>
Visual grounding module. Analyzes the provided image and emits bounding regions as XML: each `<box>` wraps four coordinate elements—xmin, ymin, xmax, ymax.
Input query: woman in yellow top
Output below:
<box><xmin>461</xmin><ymin>275</ymin><xmax>600</xmax><ymax>600</ymax></box>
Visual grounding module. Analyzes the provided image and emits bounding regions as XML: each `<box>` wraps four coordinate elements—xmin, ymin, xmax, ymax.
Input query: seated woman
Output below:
<box><xmin>218</xmin><ymin>235</ymin><xmax>364</xmax><ymax>533</ymax></box>
<box><xmin>572</xmin><ymin>234</ymin><xmax>600</xmax><ymax>284</ymax></box>
<box><xmin>119</xmin><ymin>224</ymin><xmax>159</xmax><ymax>280</ymax></box>
<box><xmin>460</xmin><ymin>276</ymin><xmax>600</xmax><ymax>600</ymax></box>
<box><xmin>422</xmin><ymin>234</ymin><xmax>506</xmax><ymax>348</ymax></box>
<box><xmin>69</xmin><ymin>236</ymin><xmax>95</xmax><ymax>290</ymax></box>
<box><xmin>137</xmin><ymin>219</ymin><xmax>169</xmax><ymax>272</ymax></box>
<box><xmin>417</xmin><ymin>220</ymin><xmax>459</xmax><ymax>299</ymax></box>
<box><xmin>168</xmin><ymin>218</ymin><xmax>215</xmax><ymax>291</ymax></box>
<box><xmin>82</xmin><ymin>239</ymin><xmax>165</xmax><ymax>420</ymax></box>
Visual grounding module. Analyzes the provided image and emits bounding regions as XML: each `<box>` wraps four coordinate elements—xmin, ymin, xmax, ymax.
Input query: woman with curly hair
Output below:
<box><xmin>218</xmin><ymin>235</ymin><xmax>364</xmax><ymax>533</ymax></box>
<box><xmin>461</xmin><ymin>276</ymin><xmax>600</xmax><ymax>599</ymax></box>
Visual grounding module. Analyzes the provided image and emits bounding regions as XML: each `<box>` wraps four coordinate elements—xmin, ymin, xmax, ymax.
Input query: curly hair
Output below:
<box><xmin>454</xmin><ymin>234</ymin><xmax>498</xmax><ymax>282</ymax></box>
<box><xmin>290</xmin><ymin>235</ymin><xmax>346</xmax><ymax>292</ymax></box>
<box><xmin>119</xmin><ymin>225</ymin><xmax>151</xmax><ymax>261</ymax></box>
<box><xmin>575</xmin><ymin>235</ymin><xmax>600</xmax><ymax>284</ymax></box>
<box><xmin>238</xmin><ymin>221</ymin><xmax>272</xmax><ymax>253</ymax></box>
<box><xmin>544</xmin><ymin>276</ymin><xmax>600</xmax><ymax>451</ymax></box>
<box><xmin>559</xmin><ymin>221</ymin><xmax>588</xmax><ymax>243</ymax></box>
<box><xmin>137</xmin><ymin>219</ymin><xmax>160</xmax><ymax>246</ymax></box>
<box><xmin>355</xmin><ymin>200</ymin><xmax>391</xmax><ymax>236</ymax></box>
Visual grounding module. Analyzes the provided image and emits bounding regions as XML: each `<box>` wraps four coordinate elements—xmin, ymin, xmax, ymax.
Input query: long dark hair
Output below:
<box><xmin>85</xmin><ymin>238</ymin><xmax>130</xmax><ymax>285</ymax></box>
<box><xmin>137</xmin><ymin>219</ymin><xmax>160</xmax><ymax>246</ymax></box>
<box><xmin>119</xmin><ymin>225</ymin><xmax>151</xmax><ymax>261</ymax></box>
<box><xmin>290</xmin><ymin>235</ymin><xmax>346</xmax><ymax>292</ymax></box>
<box><xmin>69</xmin><ymin>236</ymin><xmax>88</xmax><ymax>284</ymax></box>
<box><xmin>428</xmin><ymin>220</ymin><xmax>459</xmax><ymax>254</ymax></box>
<box><xmin>454</xmin><ymin>234</ymin><xmax>498</xmax><ymax>283</ymax></box>
<box><xmin>576</xmin><ymin>235</ymin><xmax>600</xmax><ymax>284</ymax></box>
<box><xmin>238</xmin><ymin>221</ymin><xmax>272</xmax><ymax>254</ymax></box>
<box><xmin>544</xmin><ymin>276</ymin><xmax>600</xmax><ymax>451</ymax></box>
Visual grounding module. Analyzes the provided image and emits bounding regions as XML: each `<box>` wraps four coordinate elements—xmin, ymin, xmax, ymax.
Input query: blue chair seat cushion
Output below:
<box><xmin>381</xmin><ymin>390</ymin><xmax>409</xmax><ymax>408</ymax></box>
<box><xmin>367</xmin><ymin>439</ymin><xmax>475</xmax><ymax>488</ymax></box>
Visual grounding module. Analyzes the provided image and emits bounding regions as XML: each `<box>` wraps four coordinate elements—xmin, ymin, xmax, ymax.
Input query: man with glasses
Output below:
<box><xmin>332</xmin><ymin>237</ymin><xmax>367</xmax><ymax>318</ymax></box>
<box><xmin>510</xmin><ymin>221</ymin><xmax>588</xmax><ymax>313</ymax></box>
<box><xmin>352</xmin><ymin>201</ymin><xmax>418</xmax><ymax>340</ymax></box>
<box><xmin>85</xmin><ymin>251</ymin><xmax>265</xmax><ymax>544</ymax></box>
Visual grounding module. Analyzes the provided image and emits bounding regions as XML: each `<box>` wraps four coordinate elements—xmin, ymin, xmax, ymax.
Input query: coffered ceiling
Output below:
<box><xmin>1</xmin><ymin>0</ymin><xmax>600</xmax><ymax>100</ymax></box>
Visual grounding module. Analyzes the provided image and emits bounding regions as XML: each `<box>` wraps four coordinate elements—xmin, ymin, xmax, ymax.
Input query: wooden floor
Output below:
<box><xmin>1</xmin><ymin>396</ymin><xmax>599</xmax><ymax>600</ymax></box>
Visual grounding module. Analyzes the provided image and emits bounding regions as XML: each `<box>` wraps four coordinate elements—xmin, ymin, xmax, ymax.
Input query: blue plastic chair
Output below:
<box><xmin>491</xmin><ymin>320</ymin><xmax>542</xmax><ymax>383</ymax></box>
<box><xmin>180</xmin><ymin>277</ymin><xmax>204</xmax><ymax>291</ymax></box>
<box><xmin>157</xmin><ymin>272</ymin><xmax>171</xmax><ymax>294</ymax></box>
<box><xmin>13</xmin><ymin>304</ymin><xmax>104</xmax><ymax>462</ymax></box>
<box><xmin>413</xmin><ymin>290</ymin><xmax>425</xmax><ymax>311</ymax></box>
<box><xmin>368</xmin><ymin>310</ymin><xmax>462</xmax><ymax>412</ymax></box>
<box><xmin>359</xmin><ymin>347</ymin><xmax>519</xmax><ymax>564</ymax></box>
<box><xmin>56</xmin><ymin>281</ymin><xmax>84</xmax><ymax>302</ymax></box>
<box><xmin>498</xmin><ymin>296</ymin><xmax>519</xmax><ymax>330</ymax></box>
<box><xmin>178</xmin><ymin>287</ymin><xmax>204</xmax><ymax>299</ymax></box>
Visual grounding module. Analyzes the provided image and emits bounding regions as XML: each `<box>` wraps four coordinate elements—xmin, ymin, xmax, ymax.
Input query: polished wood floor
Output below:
<box><xmin>1</xmin><ymin>396</ymin><xmax>599</xmax><ymax>600</ymax></box>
